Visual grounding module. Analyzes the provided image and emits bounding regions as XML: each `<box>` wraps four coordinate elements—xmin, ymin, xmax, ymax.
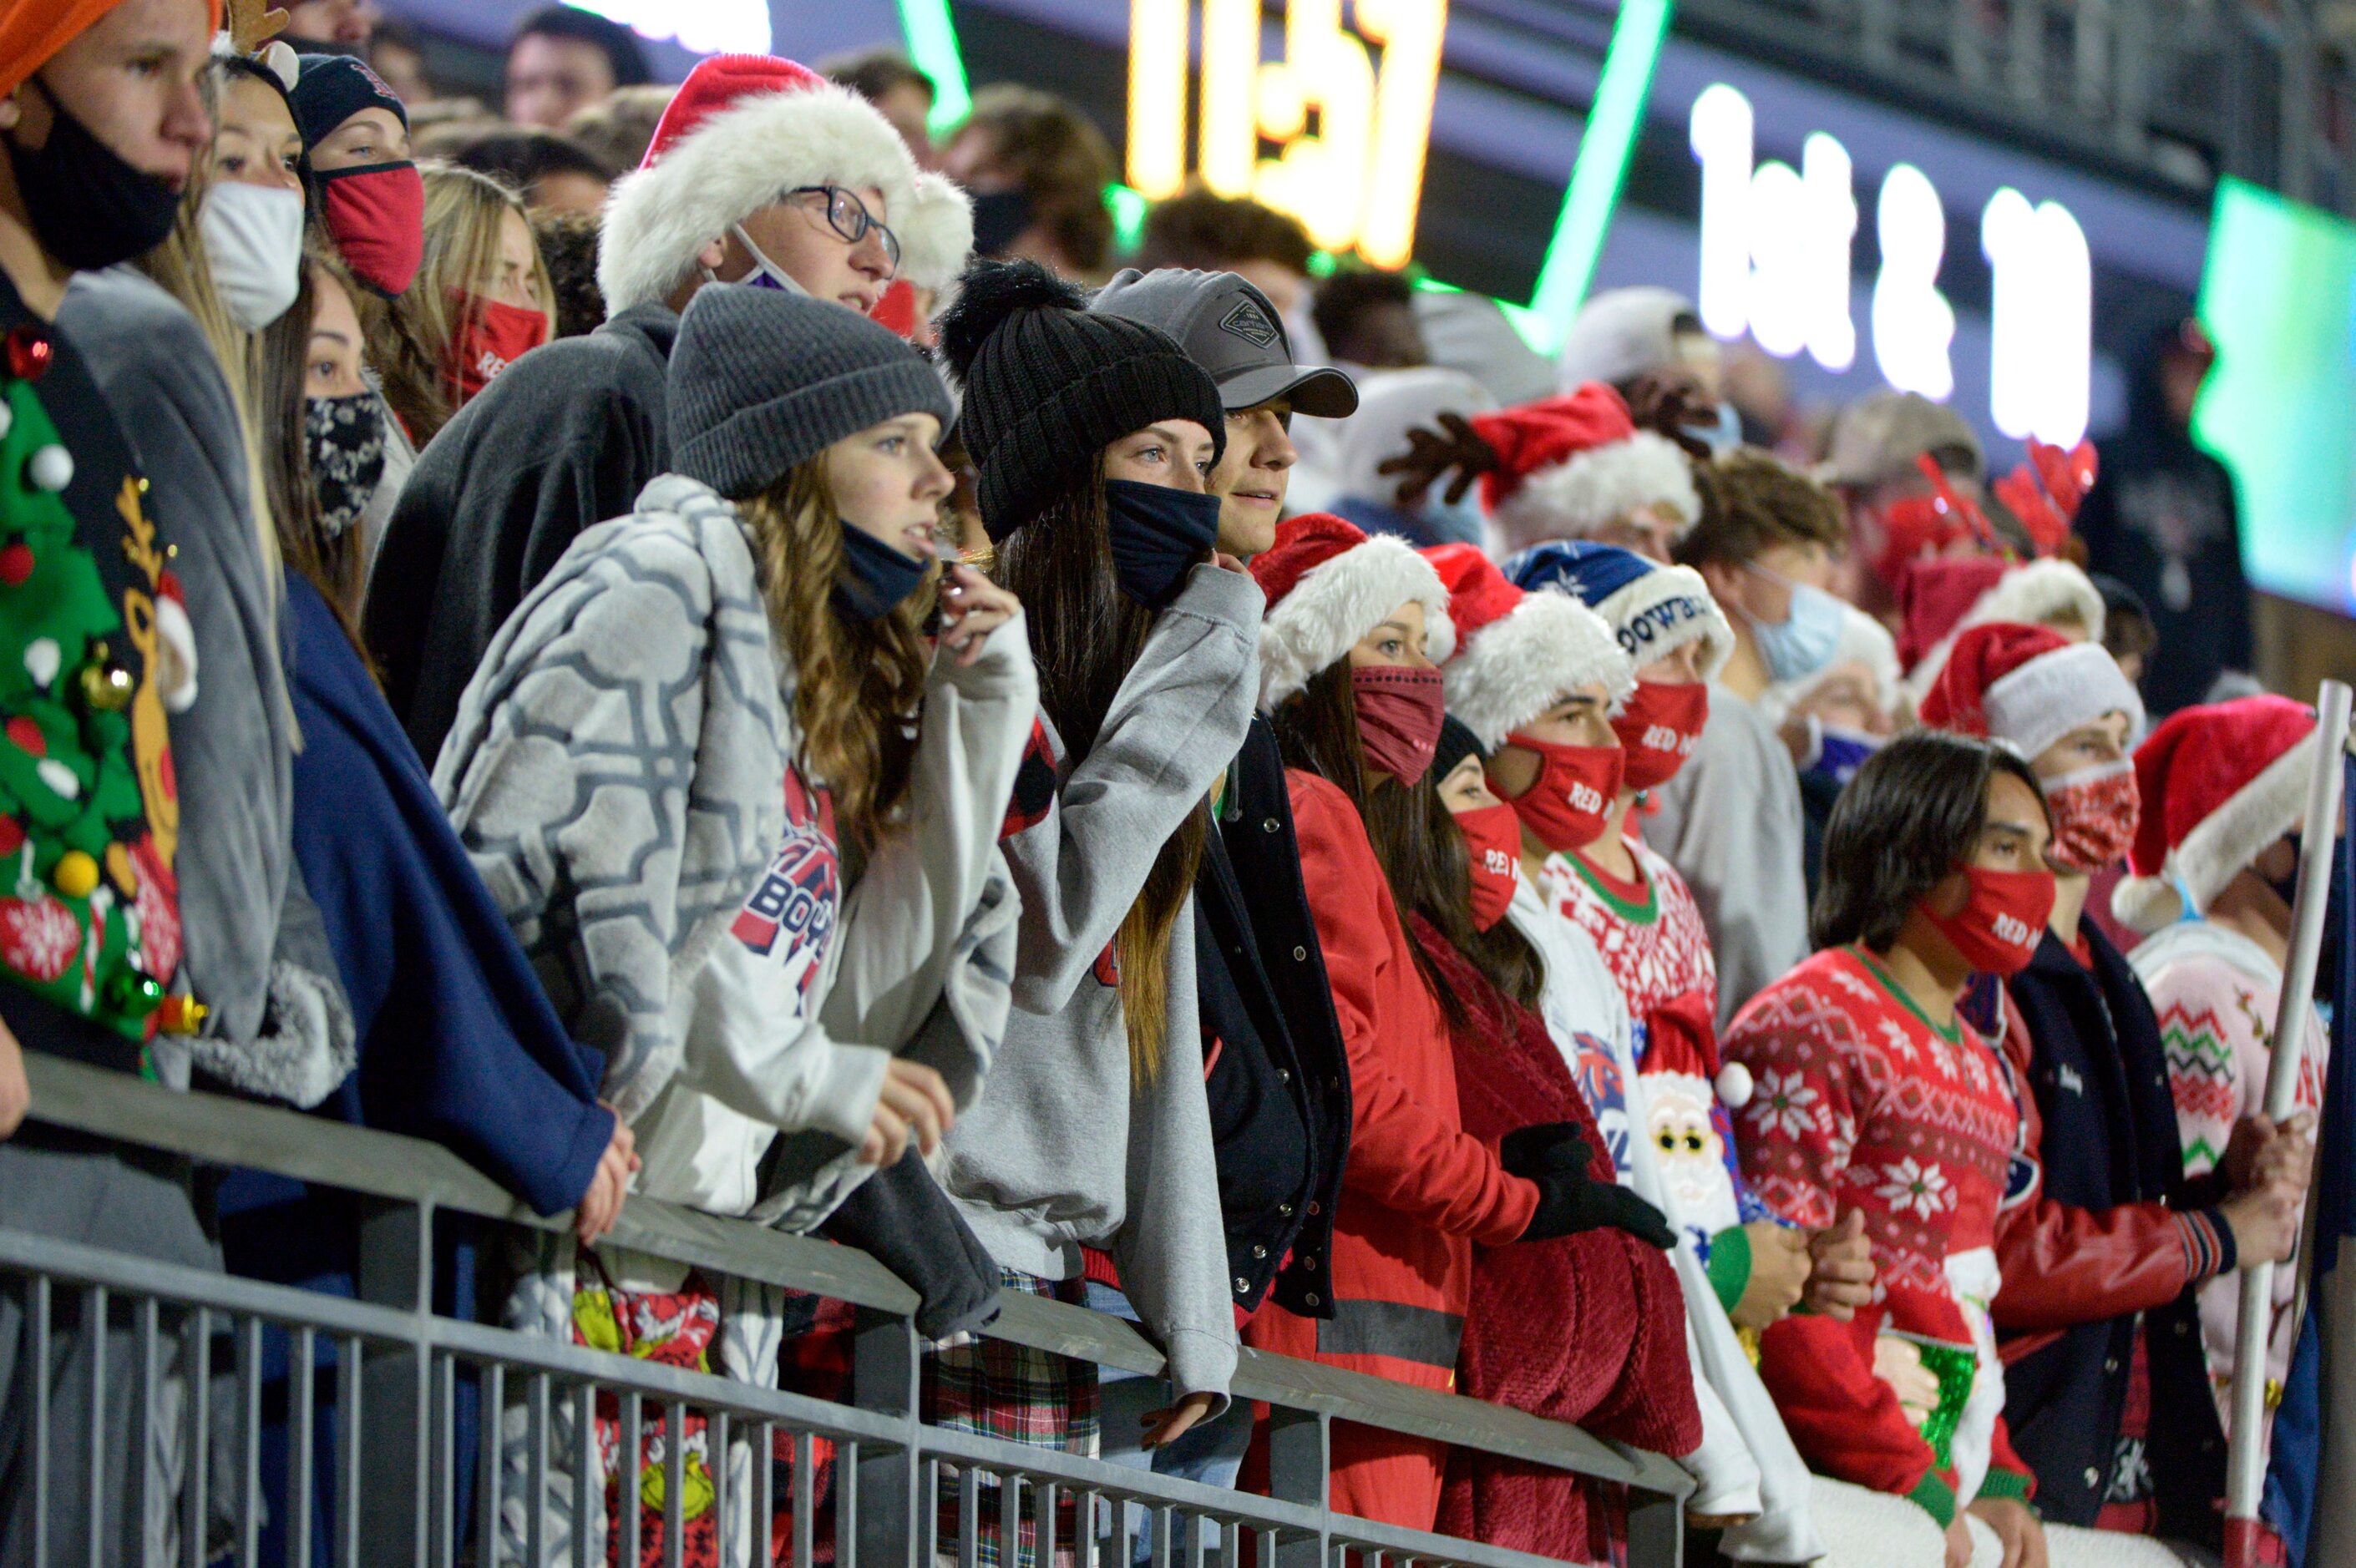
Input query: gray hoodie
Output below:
<box><xmin>942</xmin><ymin>563</ymin><xmax>1262</xmax><ymax>1403</ymax></box>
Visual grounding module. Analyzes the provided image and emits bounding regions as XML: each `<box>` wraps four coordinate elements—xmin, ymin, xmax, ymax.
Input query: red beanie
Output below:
<box><xmin>637</xmin><ymin>53</ymin><xmax>826</xmax><ymax>169</ymax></box>
<box><xmin>2114</xmin><ymin>695</ymin><xmax>2318</xmax><ymax>932</ymax></box>
<box><xmin>1470</xmin><ymin>383</ymin><xmax>1638</xmax><ymax>512</ymax></box>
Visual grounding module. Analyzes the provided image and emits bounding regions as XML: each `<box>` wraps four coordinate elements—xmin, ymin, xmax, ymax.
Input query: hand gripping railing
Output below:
<box><xmin>2</xmin><ymin>1054</ymin><xmax>1692</xmax><ymax>1568</ymax></box>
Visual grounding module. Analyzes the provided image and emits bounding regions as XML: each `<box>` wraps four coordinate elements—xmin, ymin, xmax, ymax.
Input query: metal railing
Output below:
<box><xmin>2</xmin><ymin>1055</ymin><xmax>1693</xmax><ymax>1568</ymax></box>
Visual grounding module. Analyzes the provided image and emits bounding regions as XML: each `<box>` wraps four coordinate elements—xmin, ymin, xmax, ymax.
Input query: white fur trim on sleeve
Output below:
<box><xmin>1442</xmin><ymin>589</ymin><xmax>1635</xmax><ymax>750</ymax></box>
<box><xmin>1489</xmin><ymin>431</ymin><xmax>1699</xmax><ymax>555</ymax></box>
<box><xmin>1257</xmin><ymin>537</ymin><xmax>1452</xmax><ymax>712</ymax></box>
<box><xmin>597</xmin><ymin>83</ymin><xmax>924</xmax><ymax>313</ymax></box>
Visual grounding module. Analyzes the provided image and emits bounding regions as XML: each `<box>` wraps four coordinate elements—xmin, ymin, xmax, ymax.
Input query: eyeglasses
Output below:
<box><xmin>785</xmin><ymin>185</ymin><xmax>901</xmax><ymax>276</ymax></box>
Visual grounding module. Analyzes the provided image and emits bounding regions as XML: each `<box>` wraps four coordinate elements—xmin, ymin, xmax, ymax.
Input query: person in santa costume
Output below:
<box><xmin>1725</xmin><ymin>731</ymin><xmax>2049</xmax><ymax>1568</ymax></box>
<box><xmin>1426</xmin><ymin>545</ymin><xmax>1827</xmax><ymax>1564</ymax></box>
<box><xmin>2115</xmin><ymin>696</ymin><xmax>2326</xmax><ymax>1451</ymax></box>
<box><xmin>1506</xmin><ymin>539</ymin><xmax>1879</xmax><ymax>1338</ymax></box>
<box><xmin>1242</xmin><ymin>513</ymin><xmax>1666</xmax><ymax>1535</ymax></box>
<box><xmin>1920</xmin><ymin>625</ymin><xmax>2311</xmax><ymax>1554</ymax></box>
<box><xmin>367</xmin><ymin>48</ymin><xmax>975</xmax><ymax>763</ymax></box>
<box><xmin>1406</xmin><ymin>716</ymin><xmax>1700</xmax><ymax>1561</ymax></box>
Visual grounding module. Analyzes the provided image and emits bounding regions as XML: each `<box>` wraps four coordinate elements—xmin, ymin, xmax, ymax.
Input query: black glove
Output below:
<box><xmin>1518</xmin><ymin>1164</ymin><xmax>1678</xmax><ymax>1249</ymax></box>
<box><xmin>1499</xmin><ymin>1120</ymin><xmax>1592</xmax><ymax>1181</ymax></box>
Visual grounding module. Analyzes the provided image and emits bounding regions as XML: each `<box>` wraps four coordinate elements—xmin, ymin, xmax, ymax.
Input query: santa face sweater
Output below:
<box><xmin>1543</xmin><ymin>840</ymin><xmax>1773</xmax><ymax>1282</ymax></box>
<box><xmin>1725</xmin><ymin>946</ymin><xmax>2034</xmax><ymax>1527</ymax></box>
<box><xmin>2130</xmin><ymin>920</ymin><xmax>2326</xmax><ymax>1437</ymax></box>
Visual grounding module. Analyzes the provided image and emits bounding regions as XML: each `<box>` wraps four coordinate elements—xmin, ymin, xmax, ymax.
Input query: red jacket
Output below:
<box><xmin>1241</xmin><ymin>772</ymin><xmax>1538</xmax><ymax>1391</ymax></box>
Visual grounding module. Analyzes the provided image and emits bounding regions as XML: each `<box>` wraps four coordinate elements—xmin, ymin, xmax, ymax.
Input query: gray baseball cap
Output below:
<box><xmin>1091</xmin><ymin>267</ymin><xmax>1359</xmax><ymax>418</ymax></box>
<box><xmin>1821</xmin><ymin>390</ymin><xmax>1985</xmax><ymax>490</ymax></box>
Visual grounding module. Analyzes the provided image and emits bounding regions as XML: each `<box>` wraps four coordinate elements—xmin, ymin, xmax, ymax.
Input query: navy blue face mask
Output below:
<box><xmin>1105</xmin><ymin>479</ymin><xmax>1221</xmax><ymax>609</ymax></box>
<box><xmin>833</xmin><ymin>521</ymin><xmax>932</xmax><ymax>623</ymax></box>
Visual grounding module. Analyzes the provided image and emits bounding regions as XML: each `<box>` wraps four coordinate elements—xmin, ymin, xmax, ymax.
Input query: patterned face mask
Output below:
<box><xmin>306</xmin><ymin>392</ymin><xmax>387</xmax><ymax>539</ymax></box>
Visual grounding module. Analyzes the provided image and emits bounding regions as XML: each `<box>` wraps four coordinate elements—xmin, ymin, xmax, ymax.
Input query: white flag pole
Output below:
<box><xmin>2224</xmin><ymin>679</ymin><xmax>2353</xmax><ymax>1568</ymax></box>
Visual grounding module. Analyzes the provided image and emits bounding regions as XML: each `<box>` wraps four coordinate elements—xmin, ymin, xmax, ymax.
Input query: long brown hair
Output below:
<box><xmin>1401</xmin><ymin>766</ymin><xmax>1545</xmax><ymax>1019</ymax></box>
<box><xmin>257</xmin><ymin>250</ymin><xmax>372</xmax><ymax>628</ymax></box>
<box><xmin>741</xmin><ymin>460</ymin><xmax>937</xmax><ymax>852</ymax></box>
<box><xmin>989</xmin><ymin>456</ymin><xmax>1205</xmax><ymax>1081</ymax></box>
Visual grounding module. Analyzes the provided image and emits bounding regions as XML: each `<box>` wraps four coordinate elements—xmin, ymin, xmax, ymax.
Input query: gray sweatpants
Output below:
<box><xmin>0</xmin><ymin>1137</ymin><xmax>219</xmax><ymax>1568</ymax></box>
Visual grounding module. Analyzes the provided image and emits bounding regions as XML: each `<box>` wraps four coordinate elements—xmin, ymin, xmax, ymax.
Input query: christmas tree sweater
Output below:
<box><xmin>1725</xmin><ymin>946</ymin><xmax>2035</xmax><ymax>1527</ymax></box>
<box><xmin>2131</xmin><ymin>920</ymin><xmax>2325</xmax><ymax>1439</ymax></box>
<box><xmin>1543</xmin><ymin>838</ymin><xmax>1775</xmax><ymax>1306</ymax></box>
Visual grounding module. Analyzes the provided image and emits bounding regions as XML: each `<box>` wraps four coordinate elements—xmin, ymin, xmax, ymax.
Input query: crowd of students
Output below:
<box><xmin>0</xmin><ymin>3</ymin><xmax>2328</xmax><ymax>1567</ymax></box>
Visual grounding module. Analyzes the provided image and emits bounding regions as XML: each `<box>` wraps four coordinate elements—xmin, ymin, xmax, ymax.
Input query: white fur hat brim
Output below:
<box><xmin>1905</xmin><ymin>559</ymin><xmax>2108</xmax><ymax>708</ymax></box>
<box><xmin>1591</xmin><ymin>562</ymin><xmax>1734</xmax><ymax>681</ymax></box>
<box><xmin>1491</xmin><ymin>431</ymin><xmax>1700</xmax><ymax>555</ymax></box>
<box><xmin>894</xmin><ymin>171</ymin><xmax>975</xmax><ymax>295</ymax></box>
<box><xmin>1980</xmin><ymin>640</ymin><xmax>2146</xmax><ymax>765</ymax></box>
<box><xmin>598</xmin><ymin>83</ymin><xmax>940</xmax><ymax>312</ymax></box>
<box><xmin>1259</xmin><ymin>536</ymin><xmax>1456</xmax><ymax>712</ymax></box>
<box><xmin>2113</xmin><ymin>731</ymin><xmax>2317</xmax><ymax>933</ymax></box>
<box><xmin>1444</xmin><ymin>589</ymin><xmax>1636</xmax><ymax>750</ymax></box>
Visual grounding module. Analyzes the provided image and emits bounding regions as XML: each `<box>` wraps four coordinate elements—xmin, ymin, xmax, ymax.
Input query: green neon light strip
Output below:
<box><xmin>896</xmin><ymin>0</ymin><xmax>974</xmax><ymax>134</ymax></box>
<box><xmin>1107</xmin><ymin>183</ymin><xmax>1149</xmax><ymax>252</ymax></box>
<box><xmin>1523</xmin><ymin>0</ymin><xmax>1675</xmax><ymax>353</ymax></box>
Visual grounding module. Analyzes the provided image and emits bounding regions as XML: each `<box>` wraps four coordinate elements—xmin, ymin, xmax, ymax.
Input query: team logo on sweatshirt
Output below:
<box><xmin>732</xmin><ymin>773</ymin><xmax>839</xmax><ymax>991</ymax></box>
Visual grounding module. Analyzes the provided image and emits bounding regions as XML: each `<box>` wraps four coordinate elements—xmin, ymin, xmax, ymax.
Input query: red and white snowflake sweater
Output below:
<box><xmin>1724</xmin><ymin>946</ymin><xmax>2036</xmax><ymax>1529</ymax></box>
<box><xmin>1543</xmin><ymin>839</ymin><xmax>1774</xmax><ymax>1305</ymax></box>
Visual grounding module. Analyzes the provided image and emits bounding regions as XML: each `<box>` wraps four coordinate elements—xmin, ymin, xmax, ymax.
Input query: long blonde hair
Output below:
<box><xmin>376</xmin><ymin>162</ymin><xmax>555</xmax><ymax>442</ymax></box>
<box><xmin>739</xmin><ymin>460</ymin><xmax>939</xmax><ymax>851</ymax></box>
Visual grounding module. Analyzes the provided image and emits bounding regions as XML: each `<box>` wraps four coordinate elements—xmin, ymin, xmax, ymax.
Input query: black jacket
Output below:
<box><xmin>1194</xmin><ymin>717</ymin><xmax>1350</xmax><ymax>1317</ymax></box>
<box><xmin>1998</xmin><ymin>925</ymin><xmax>2227</xmax><ymax>1541</ymax></box>
<box><xmin>362</xmin><ymin>303</ymin><xmax>678</xmax><ymax>763</ymax></box>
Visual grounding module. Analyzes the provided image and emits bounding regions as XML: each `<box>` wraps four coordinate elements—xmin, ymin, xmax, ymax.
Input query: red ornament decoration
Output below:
<box><xmin>4</xmin><ymin>716</ymin><xmax>44</xmax><ymax>757</ymax></box>
<box><xmin>5</xmin><ymin>326</ymin><xmax>53</xmax><ymax>382</ymax></box>
<box><xmin>0</xmin><ymin>817</ymin><xmax>24</xmax><ymax>856</ymax></box>
<box><xmin>0</xmin><ymin>894</ymin><xmax>80</xmax><ymax>982</ymax></box>
<box><xmin>0</xmin><ymin>542</ymin><xmax>33</xmax><ymax>587</ymax></box>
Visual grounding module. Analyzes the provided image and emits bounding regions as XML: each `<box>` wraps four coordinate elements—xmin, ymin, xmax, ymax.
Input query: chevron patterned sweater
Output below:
<box><xmin>2130</xmin><ymin>920</ymin><xmax>2324</xmax><ymax>1435</ymax></box>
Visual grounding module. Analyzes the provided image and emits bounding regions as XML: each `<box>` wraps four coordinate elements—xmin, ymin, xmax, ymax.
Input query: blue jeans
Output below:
<box><xmin>1082</xmin><ymin>1282</ymin><xmax>1256</xmax><ymax>1565</ymax></box>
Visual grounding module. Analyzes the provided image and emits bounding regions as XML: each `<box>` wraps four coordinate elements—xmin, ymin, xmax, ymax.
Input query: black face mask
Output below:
<box><xmin>1105</xmin><ymin>478</ymin><xmax>1220</xmax><ymax>610</ymax></box>
<box><xmin>5</xmin><ymin>77</ymin><xmax>184</xmax><ymax>271</ymax></box>
<box><xmin>306</xmin><ymin>392</ymin><xmax>387</xmax><ymax>539</ymax></box>
<box><xmin>969</xmin><ymin>189</ymin><xmax>1034</xmax><ymax>257</ymax></box>
<box><xmin>833</xmin><ymin>521</ymin><xmax>931</xmax><ymax>623</ymax></box>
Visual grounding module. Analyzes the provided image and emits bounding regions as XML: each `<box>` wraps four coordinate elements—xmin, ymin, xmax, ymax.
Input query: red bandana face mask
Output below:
<box><xmin>2041</xmin><ymin>760</ymin><xmax>2140</xmax><ymax>874</ymax></box>
<box><xmin>1921</xmin><ymin>865</ymin><xmax>2055</xmax><ymax>976</ymax></box>
<box><xmin>1452</xmin><ymin>801</ymin><xmax>1522</xmax><ymax>932</ymax></box>
<box><xmin>1611</xmin><ymin>680</ymin><xmax>1710</xmax><ymax>793</ymax></box>
<box><xmin>1350</xmin><ymin>665</ymin><xmax>1446</xmax><ymax>785</ymax></box>
<box><xmin>1502</xmin><ymin>733</ymin><xmax>1624</xmax><ymax>853</ymax></box>
<box><xmin>445</xmin><ymin>294</ymin><xmax>550</xmax><ymax>403</ymax></box>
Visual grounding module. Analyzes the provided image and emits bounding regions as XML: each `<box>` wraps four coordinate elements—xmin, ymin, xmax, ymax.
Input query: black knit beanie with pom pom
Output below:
<box><xmin>937</xmin><ymin>257</ymin><xmax>1225</xmax><ymax>540</ymax></box>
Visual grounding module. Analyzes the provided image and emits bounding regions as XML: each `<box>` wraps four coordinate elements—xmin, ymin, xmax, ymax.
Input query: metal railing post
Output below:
<box><xmin>851</xmin><ymin>1305</ymin><xmax>924</xmax><ymax>1568</ymax></box>
<box><xmin>355</xmin><ymin>1196</ymin><xmax>433</xmax><ymax>1568</ymax></box>
<box><xmin>1259</xmin><ymin>1406</ymin><xmax>1328</xmax><ymax>1568</ymax></box>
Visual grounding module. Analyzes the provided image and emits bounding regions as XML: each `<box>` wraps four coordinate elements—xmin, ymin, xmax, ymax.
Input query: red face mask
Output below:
<box><xmin>1921</xmin><ymin>865</ymin><xmax>2056</xmax><ymax>976</ymax></box>
<box><xmin>445</xmin><ymin>294</ymin><xmax>550</xmax><ymax>404</ymax></box>
<box><xmin>2041</xmin><ymin>760</ymin><xmax>2140</xmax><ymax>874</ymax></box>
<box><xmin>1452</xmin><ymin>801</ymin><xmax>1521</xmax><ymax>932</ymax></box>
<box><xmin>317</xmin><ymin>160</ymin><xmax>424</xmax><ymax>297</ymax></box>
<box><xmin>1351</xmin><ymin>665</ymin><xmax>1445</xmax><ymax>786</ymax></box>
<box><xmin>1611</xmin><ymin>680</ymin><xmax>1710</xmax><ymax>793</ymax></box>
<box><xmin>1502</xmin><ymin>732</ymin><xmax>1624</xmax><ymax>853</ymax></box>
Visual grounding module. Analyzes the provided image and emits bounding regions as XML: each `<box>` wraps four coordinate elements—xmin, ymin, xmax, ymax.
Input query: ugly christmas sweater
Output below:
<box><xmin>2131</xmin><ymin>919</ymin><xmax>2325</xmax><ymax>1439</ymax></box>
<box><xmin>1725</xmin><ymin>945</ymin><xmax>2036</xmax><ymax>1528</ymax></box>
<box><xmin>1543</xmin><ymin>837</ymin><xmax>1775</xmax><ymax>1304</ymax></box>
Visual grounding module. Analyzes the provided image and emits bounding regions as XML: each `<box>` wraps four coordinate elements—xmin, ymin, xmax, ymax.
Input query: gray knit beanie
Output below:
<box><xmin>667</xmin><ymin>284</ymin><xmax>955</xmax><ymax>500</ymax></box>
<box><xmin>937</xmin><ymin>259</ymin><xmax>1226</xmax><ymax>540</ymax></box>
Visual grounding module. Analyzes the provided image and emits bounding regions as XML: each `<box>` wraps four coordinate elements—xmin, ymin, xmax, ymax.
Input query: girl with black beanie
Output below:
<box><xmin>929</xmin><ymin>258</ymin><xmax>1257</xmax><ymax>1534</ymax></box>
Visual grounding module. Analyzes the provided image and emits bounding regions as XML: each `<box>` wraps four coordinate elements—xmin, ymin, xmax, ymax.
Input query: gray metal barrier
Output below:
<box><xmin>2</xmin><ymin>1054</ymin><xmax>1693</xmax><ymax>1568</ymax></box>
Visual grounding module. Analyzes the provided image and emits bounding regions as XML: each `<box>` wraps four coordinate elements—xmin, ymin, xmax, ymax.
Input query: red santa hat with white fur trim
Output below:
<box><xmin>1250</xmin><ymin>515</ymin><xmax>1456</xmax><ymax>712</ymax></box>
<box><xmin>1902</xmin><ymin>557</ymin><xmax>2108</xmax><ymax>709</ymax></box>
<box><xmin>596</xmin><ymin>53</ymin><xmax>971</xmax><ymax>318</ymax></box>
<box><xmin>1474</xmin><ymin>385</ymin><xmax>1700</xmax><ymax>557</ymax></box>
<box><xmin>1918</xmin><ymin>621</ymin><xmax>2145</xmax><ymax>764</ymax></box>
<box><xmin>2113</xmin><ymin>695</ymin><xmax>2318</xmax><ymax>933</ymax></box>
<box><xmin>1422</xmin><ymin>543</ymin><xmax>1634</xmax><ymax>750</ymax></box>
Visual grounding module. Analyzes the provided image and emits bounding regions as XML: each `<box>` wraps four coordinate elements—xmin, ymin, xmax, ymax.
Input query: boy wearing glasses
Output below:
<box><xmin>366</xmin><ymin>53</ymin><xmax>974</xmax><ymax>764</ymax></box>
